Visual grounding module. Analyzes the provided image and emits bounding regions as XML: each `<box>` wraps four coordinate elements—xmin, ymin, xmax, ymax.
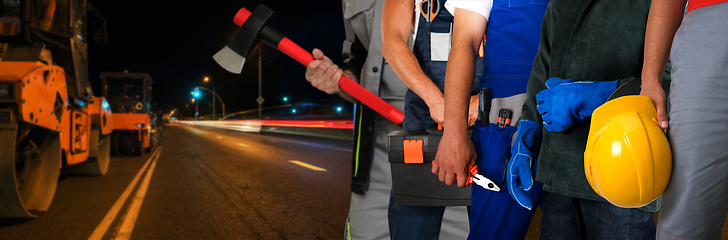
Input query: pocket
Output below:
<box><xmin>509</xmin><ymin>0</ymin><xmax>549</xmax><ymax>7</ymax></box>
<box><xmin>471</xmin><ymin>122</ymin><xmax>517</xmax><ymax>184</ymax></box>
<box><xmin>430</xmin><ymin>31</ymin><xmax>451</xmax><ymax>62</ymax></box>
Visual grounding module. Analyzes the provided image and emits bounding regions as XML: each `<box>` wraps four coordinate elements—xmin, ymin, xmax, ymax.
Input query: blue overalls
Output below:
<box><xmin>468</xmin><ymin>0</ymin><xmax>548</xmax><ymax>239</ymax></box>
<box><xmin>388</xmin><ymin>0</ymin><xmax>479</xmax><ymax>239</ymax></box>
<box><xmin>401</xmin><ymin>2</ymin><xmax>481</xmax><ymax>131</ymax></box>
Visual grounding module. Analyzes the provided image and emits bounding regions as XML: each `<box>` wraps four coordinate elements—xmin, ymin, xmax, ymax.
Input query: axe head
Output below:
<box><xmin>214</xmin><ymin>5</ymin><xmax>278</xmax><ymax>74</ymax></box>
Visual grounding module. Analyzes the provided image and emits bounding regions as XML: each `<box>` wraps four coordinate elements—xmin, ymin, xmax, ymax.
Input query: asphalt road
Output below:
<box><xmin>0</xmin><ymin>124</ymin><xmax>352</xmax><ymax>239</ymax></box>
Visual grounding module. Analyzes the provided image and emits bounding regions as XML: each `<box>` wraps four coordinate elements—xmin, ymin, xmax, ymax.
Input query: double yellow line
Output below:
<box><xmin>88</xmin><ymin>147</ymin><xmax>163</xmax><ymax>240</ymax></box>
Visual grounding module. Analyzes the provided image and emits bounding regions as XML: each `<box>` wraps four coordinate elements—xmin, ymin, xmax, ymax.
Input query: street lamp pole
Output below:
<box><xmin>192</xmin><ymin>98</ymin><xmax>197</xmax><ymax>119</ymax></box>
<box><xmin>204</xmin><ymin>77</ymin><xmax>216</xmax><ymax>120</ymax></box>
<box><xmin>195</xmin><ymin>86</ymin><xmax>226</xmax><ymax>120</ymax></box>
<box><xmin>258</xmin><ymin>47</ymin><xmax>263</xmax><ymax>119</ymax></box>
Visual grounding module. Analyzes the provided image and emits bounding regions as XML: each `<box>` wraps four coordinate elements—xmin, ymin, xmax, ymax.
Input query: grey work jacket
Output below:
<box><xmin>342</xmin><ymin>0</ymin><xmax>407</xmax><ymax>111</ymax></box>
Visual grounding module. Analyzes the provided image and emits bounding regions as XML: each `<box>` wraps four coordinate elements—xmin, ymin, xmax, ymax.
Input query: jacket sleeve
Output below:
<box><xmin>341</xmin><ymin>16</ymin><xmax>368</xmax><ymax>82</ymax></box>
<box><xmin>520</xmin><ymin>3</ymin><xmax>554</xmax><ymax>124</ymax></box>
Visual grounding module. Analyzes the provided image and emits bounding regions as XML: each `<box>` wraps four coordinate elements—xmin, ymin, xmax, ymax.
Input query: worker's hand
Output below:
<box><xmin>426</xmin><ymin>95</ymin><xmax>445</xmax><ymax>126</ymax></box>
<box><xmin>506</xmin><ymin>119</ymin><xmax>542</xmax><ymax>210</ymax></box>
<box><xmin>640</xmin><ymin>80</ymin><xmax>668</xmax><ymax>129</ymax></box>
<box><xmin>467</xmin><ymin>95</ymin><xmax>479</xmax><ymax>127</ymax></box>
<box><xmin>433</xmin><ymin>129</ymin><xmax>477</xmax><ymax>188</ymax></box>
<box><xmin>536</xmin><ymin>77</ymin><xmax>619</xmax><ymax>132</ymax></box>
<box><xmin>305</xmin><ymin>48</ymin><xmax>343</xmax><ymax>94</ymax></box>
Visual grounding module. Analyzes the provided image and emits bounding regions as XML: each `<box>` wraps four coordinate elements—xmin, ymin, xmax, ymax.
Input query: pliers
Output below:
<box><xmin>467</xmin><ymin>165</ymin><xmax>501</xmax><ymax>192</ymax></box>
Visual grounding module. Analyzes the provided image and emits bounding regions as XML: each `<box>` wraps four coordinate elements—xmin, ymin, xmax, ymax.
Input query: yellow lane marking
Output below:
<box><xmin>289</xmin><ymin>160</ymin><xmax>327</xmax><ymax>171</ymax></box>
<box><xmin>238</xmin><ymin>143</ymin><xmax>250</xmax><ymax>147</ymax></box>
<box><xmin>114</xmin><ymin>147</ymin><xmax>163</xmax><ymax>240</ymax></box>
<box><xmin>87</xmin><ymin>147</ymin><xmax>162</xmax><ymax>240</ymax></box>
<box><xmin>217</xmin><ymin>136</ymin><xmax>223</xmax><ymax>139</ymax></box>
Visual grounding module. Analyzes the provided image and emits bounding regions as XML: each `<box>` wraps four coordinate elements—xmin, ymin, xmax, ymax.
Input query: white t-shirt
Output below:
<box><xmin>444</xmin><ymin>0</ymin><xmax>494</xmax><ymax>20</ymax></box>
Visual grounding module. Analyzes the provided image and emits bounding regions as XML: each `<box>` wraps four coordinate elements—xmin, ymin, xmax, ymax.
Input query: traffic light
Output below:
<box><xmin>192</xmin><ymin>89</ymin><xmax>201</xmax><ymax>98</ymax></box>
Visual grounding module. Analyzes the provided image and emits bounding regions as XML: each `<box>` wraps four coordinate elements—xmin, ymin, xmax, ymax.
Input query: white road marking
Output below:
<box><xmin>289</xmin><ymin>160</ymin><xmax>327</xmax><ymax>171</ymax></box>
<box><xmin>238</xmin><ymin>143</ymin><xmax>249</xmax><ymax>147</ymax></box>
<box><xmin>87</xmin><ymin>147</ymin><xmax>162</xmax><ymax>240</ymax></box>
<box><xmin>114</xmin><ymin>147</ymin><xmax>163</xmax><ymax>240</ymax></box>
<box><xmin>337</xmin><ymin>148</ymin><xmax>352</xmax><ymax>152</ymax></box>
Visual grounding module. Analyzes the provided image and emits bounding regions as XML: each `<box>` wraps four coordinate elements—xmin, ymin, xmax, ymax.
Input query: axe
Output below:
<box><xmin>213</xmin><ymin>5</ymin><xmax>405</xmax><ymax>125</ymax></box>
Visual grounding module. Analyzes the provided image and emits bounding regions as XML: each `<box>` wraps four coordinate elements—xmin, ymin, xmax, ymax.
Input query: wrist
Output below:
<box><xmin>443</xmin><ymin>117</ymin><xmax>468</xmax><ymax>132</ymax></box>
<box><xmin>421</xmin><ymin>91</ymin><xmax>444</xmax><ymax>109</ymax></box>
<box><xmin>641</xmin><ymin>73</ymin><xmax>663</xmax><ymax>85</ymax></box>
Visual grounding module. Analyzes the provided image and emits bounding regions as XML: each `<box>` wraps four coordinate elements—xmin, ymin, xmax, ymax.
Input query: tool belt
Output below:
<box><xmin>387</xmin><ymin>129</ymin><xmax>471</xmax><ymax>206</ymax></box>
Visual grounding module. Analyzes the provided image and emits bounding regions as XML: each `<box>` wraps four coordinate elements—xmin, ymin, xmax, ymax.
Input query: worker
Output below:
<box><xmin>39</xmin><ymin>0</ymin><xmax>56</xmax><ymax>31</ymax></box>
<box><xmin>381</xmin><ymin>0</ymin><xmax>476</xmax><ymax>239</ymax></box>
<box><xmin>511</xmin><ymin>0</ymin><xmax>663</xmax><ymax>238</ymax></box>
<box><xmin>432</xmin><ymin>0</ymin><xmax>548</xmax><ymax>238</ymax></box>
<box><xmin>0</xmin><ymin>0</ymin><xmax>22</xmax><ymax>36</ymax></box>
<box><xmin>305</xmin><ymin>1</ymin><xmax>468</xmax><ymax>239</ymax></box>
<box><xmin>641</xmin><ymin>0</ymin><xmax>728</xmax><ymax>239</ymax></box>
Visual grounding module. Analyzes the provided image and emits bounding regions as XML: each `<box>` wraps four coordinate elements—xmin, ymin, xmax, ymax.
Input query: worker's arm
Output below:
<box><xmin>432</xmin><ymin>8</ymin><xmax>487</xmax><ymax>187</ymax></box>
<box><xmin>640</xmin><ymin>0</ymin><xmax>686</xmax><ymax>129</ymax></box>
<box><xmin>305</xmin><ymin>5</ymin><xmax>371</xmax><ymax>105</ymax></box>
<box><xmin>381</xmin><ymin>0</ymin><xmax>448</xmax><ymax>125</ymax></box>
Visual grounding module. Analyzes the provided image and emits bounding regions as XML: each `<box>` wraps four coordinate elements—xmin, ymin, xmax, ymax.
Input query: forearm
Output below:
<box><xmin>443</xmin><ymin>47</ymin><xmax>476</xmax><ymax>133</ymax></box>
<box><xmin>382</xmin><ymin>0</ymin><xmax>442</xmax><ymax>106</ymax></box>
<box><xmin>443</xmin><ymin>8</ymin><xmax>486</xmax><ymax>133</ymax></box>
<box><xmin>642</xmin><ymin>0</ymin><xmax>686</xmax><ymax>86</ymax></box>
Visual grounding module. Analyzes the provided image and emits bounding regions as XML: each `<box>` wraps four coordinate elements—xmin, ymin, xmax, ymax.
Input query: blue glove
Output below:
<box><xmin>536</xmin><ymin>77</ymin><xmax>619</xmax><ymax>132</ymax></box>
<box><xmin>507</xmin><ymin>119</ymin><xmax>542</xmax><ymax>210</ymax></box>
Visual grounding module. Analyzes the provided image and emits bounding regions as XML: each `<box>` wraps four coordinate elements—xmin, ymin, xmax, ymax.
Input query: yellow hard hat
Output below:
<box><xmin>584</xmin><ymin>95</ymin><xmax>672</xmax><ymax>208</ymax></box>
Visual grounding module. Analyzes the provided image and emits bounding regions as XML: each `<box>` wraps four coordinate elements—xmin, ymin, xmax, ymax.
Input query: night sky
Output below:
<box><xmin>87</xmin><ymin>0</ymin><xmax>346</xmax><ymax>117</ymax></box>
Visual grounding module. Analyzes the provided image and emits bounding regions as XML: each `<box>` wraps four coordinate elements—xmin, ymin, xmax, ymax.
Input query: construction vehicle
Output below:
<box><xmin>101</xmin><ymin>71</ymin><xmax>155</xmax><ymax>156</ymax></box>
<box><xmin>0</xmin><ymin>0</ymin><xmax>112</xmax><ymax>218</ymax></box>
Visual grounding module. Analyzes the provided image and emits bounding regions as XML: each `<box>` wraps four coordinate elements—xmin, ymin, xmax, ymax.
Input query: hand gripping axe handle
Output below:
<box><xmin>213</xmin><ymin>5</ymin><xmax>405</xmax><ymax>125</ymax></box>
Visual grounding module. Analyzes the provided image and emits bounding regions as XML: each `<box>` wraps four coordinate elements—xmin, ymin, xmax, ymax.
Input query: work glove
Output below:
<box><xmin>507</xmin><ymin>119</ymin><xmax>542</xmax><ymax>210</ymax></box>
<box><xmin>536</xmin><ymin>78</ymin><xmax>619</xmax><ymax>132</ymax></box>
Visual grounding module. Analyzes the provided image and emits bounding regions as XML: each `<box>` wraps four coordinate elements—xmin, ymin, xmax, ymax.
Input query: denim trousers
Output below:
<box><xmin>539</xmin><ymin>191</ymin><xmax>656</xmax><ymax>240</ymax></box>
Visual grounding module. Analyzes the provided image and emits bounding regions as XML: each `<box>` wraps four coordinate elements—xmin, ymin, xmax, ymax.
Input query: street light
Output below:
<box><xmin>283</xmin><ymin>96</ymin><xmax>288</xmax><ymax>102</ymax></box>
<box><xmin>203</xmin><ymin>76</ymin><xmax>216</xmax><ymax>119</ymax></box>
<box><xmin>193</xmin><ymin>86</ymin><xmax>225</xmax><ymax>120</ymax></box>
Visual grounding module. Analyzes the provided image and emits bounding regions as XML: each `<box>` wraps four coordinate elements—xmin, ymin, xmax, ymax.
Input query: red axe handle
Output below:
<box><xmin>233</xmin><ymin>8</ymin><xmax>405</xmax><ymax>125</ymax></box>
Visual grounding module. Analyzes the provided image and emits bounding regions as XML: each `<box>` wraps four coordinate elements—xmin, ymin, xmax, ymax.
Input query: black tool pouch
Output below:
<box><xmin>351</xmin><ymin>105</ymin><xmax>377</xmax><ymax>195</ymax></box>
